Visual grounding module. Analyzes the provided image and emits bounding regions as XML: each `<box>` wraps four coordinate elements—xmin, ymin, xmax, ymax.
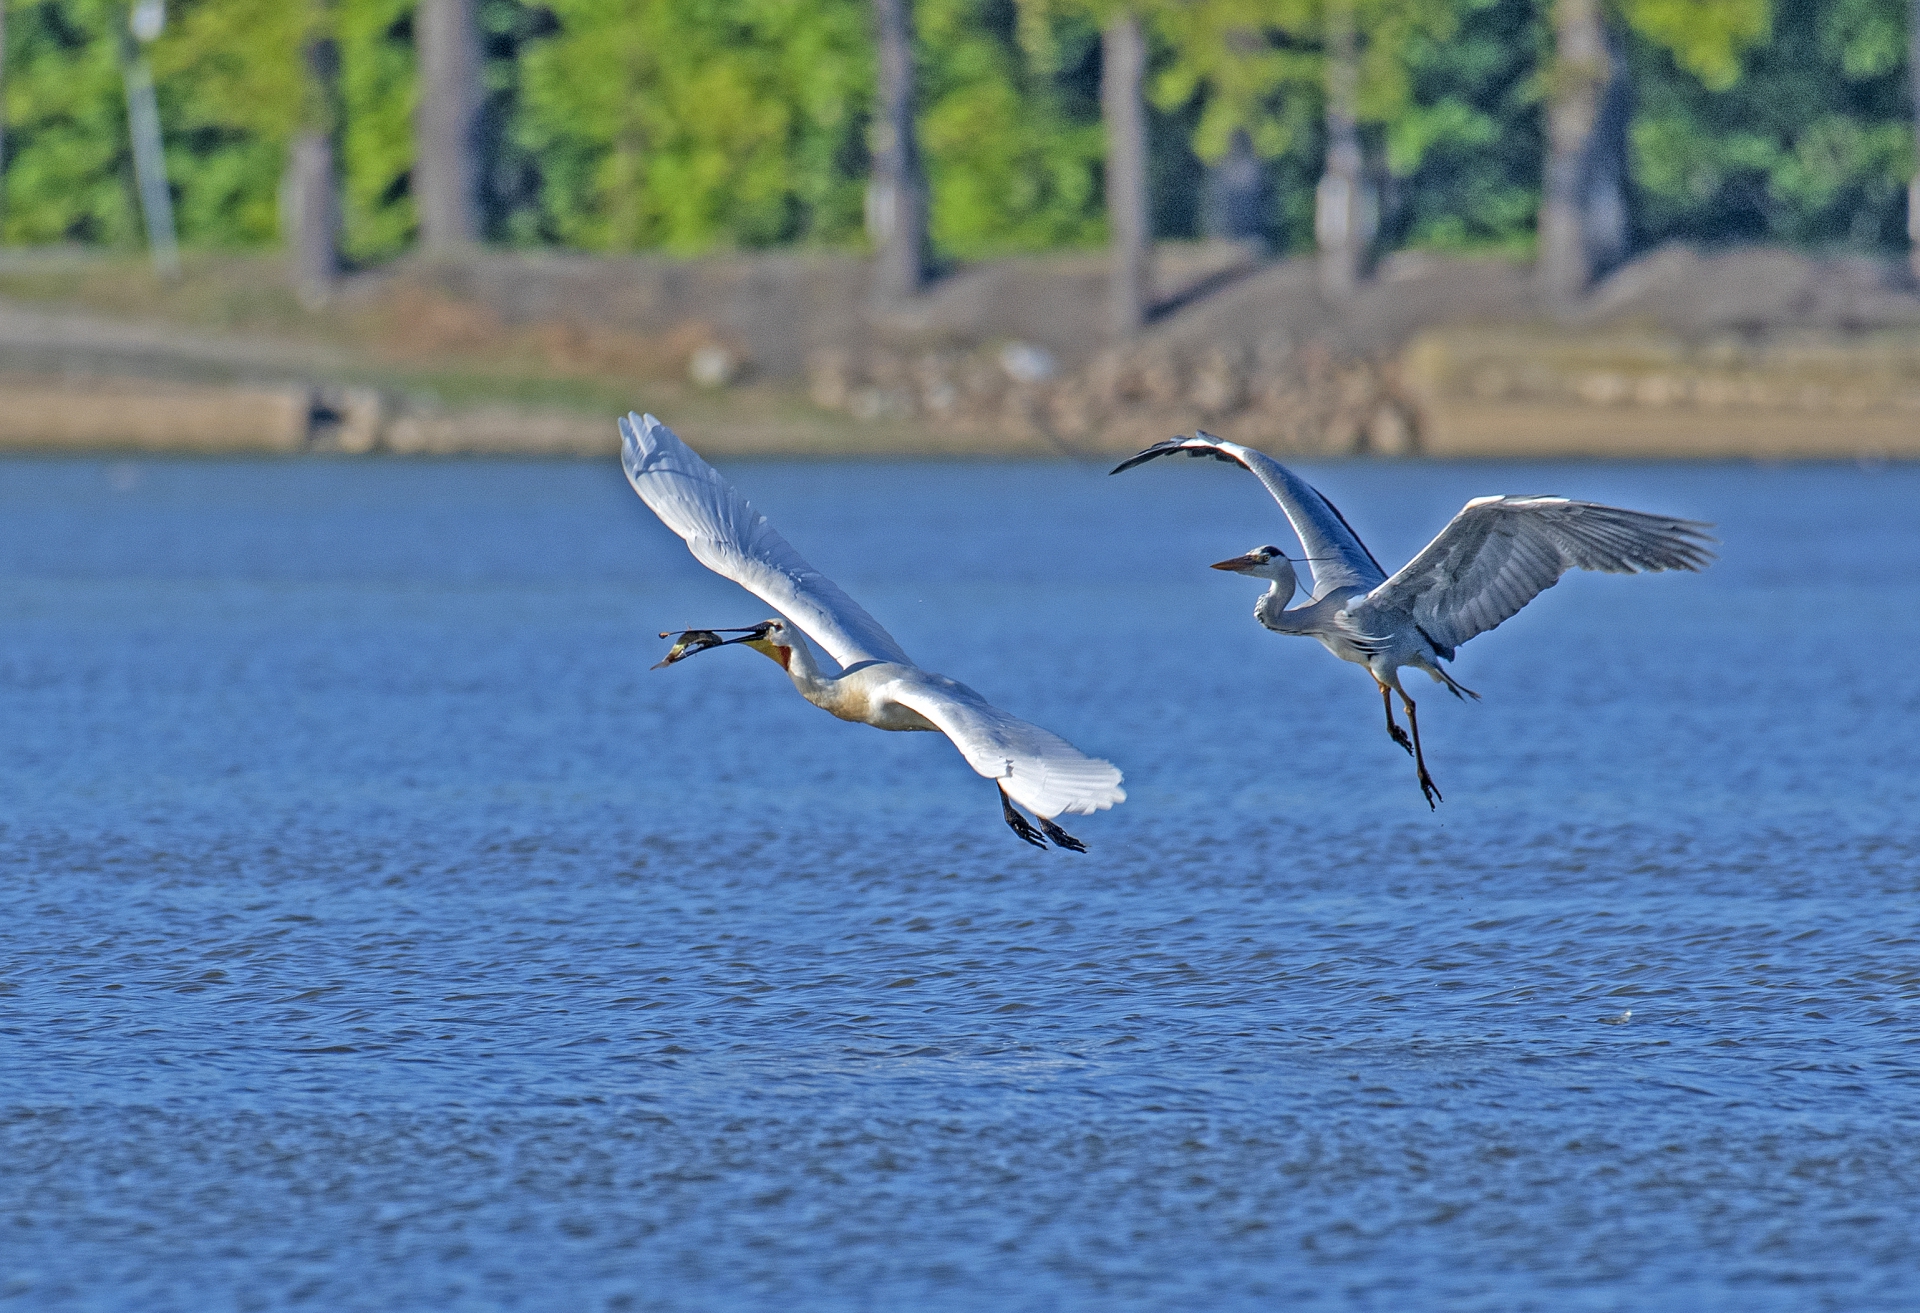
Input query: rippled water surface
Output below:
<box><xmin>2</xmin><ymin>454</ymin><xmax>1917</xmax><ymax>1311</ymax></box>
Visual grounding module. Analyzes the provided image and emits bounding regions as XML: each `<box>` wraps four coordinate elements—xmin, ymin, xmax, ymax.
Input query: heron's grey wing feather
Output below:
<box><xmin>887</xmin><ymin>681</ymin><xmax>1125</xmax><ymax>820</ymax></box>
<box><xmin>1111</xmin><ymin>433</ymin><xmax>1386</xmax><ymax>597</ymax></box>
<box><xmin>620</xmin><ymin>413</ymin><xmax>914</xmax><ymax>669</ymax></box>
<box><xmin>1369</xmin><ymin>496</ymin><xmax>1716</xmax><ymax>653</ymax></box>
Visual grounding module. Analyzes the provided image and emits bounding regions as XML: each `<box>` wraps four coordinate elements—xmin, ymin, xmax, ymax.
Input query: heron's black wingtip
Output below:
<box><xmin>1110</xmin><ymin>435</ymin><xmax>1198</xmax><ymax>476</ymax></box>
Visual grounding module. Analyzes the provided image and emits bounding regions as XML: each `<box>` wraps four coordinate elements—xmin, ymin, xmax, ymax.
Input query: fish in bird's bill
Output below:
<box><xmin>652</xmin><ymin>630</ymin><xmax>727</xmax><ymax>668</ymax></box>
<box><xmin>651</xmin><ymin>625</ymin><xmax>771</xmax><ymax>669</ymax></box>
<box><xmin>648</xmin><ymin>625</ymin><xmax>744</xmax><ymax>668</ymax></box>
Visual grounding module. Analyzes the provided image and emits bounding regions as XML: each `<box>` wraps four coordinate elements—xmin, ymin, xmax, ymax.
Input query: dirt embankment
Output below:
<box><xmin>3</xmin><ymin>242</ymin><xmax>1919</xmax><ymax>458</ymax></box>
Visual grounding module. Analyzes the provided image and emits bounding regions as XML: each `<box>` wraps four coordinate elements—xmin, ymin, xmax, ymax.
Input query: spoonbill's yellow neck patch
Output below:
<box><xmin>746</xmin><ymin>637</ymin><xmax>793</xmax><ymax>670</ymax></box>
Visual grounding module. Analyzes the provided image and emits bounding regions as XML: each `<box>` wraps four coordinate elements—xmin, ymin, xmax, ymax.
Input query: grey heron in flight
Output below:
<box><xmin>622</xmin><ymin>413</ymin><xmax>1124</xmax><ymax>850</ymax></box>
<box><xmin>1114</xmin><ymin>432</ymin><xmax>1714</xmax><ymax>807</ymax></box>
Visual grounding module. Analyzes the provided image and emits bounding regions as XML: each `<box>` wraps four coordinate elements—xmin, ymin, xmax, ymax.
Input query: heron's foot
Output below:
<box><xmin>1388</xmin><ymin>723</ymin><xmax>1414</xmax><ymax>755</ymax></box>
<box><xmin>1036</xmin><ymin>815</ymin><xmax>1088</xmax><ymax>853</ymax></box>
<box><xmin>999</xmin><ymin>786</ymin><xmax>1048</xmax><ymax>849</ymax></box>
<box><xmin>1417</xmin><ymin>766</ymin><xmax>1443</xmax><ymax>810</ymax></box>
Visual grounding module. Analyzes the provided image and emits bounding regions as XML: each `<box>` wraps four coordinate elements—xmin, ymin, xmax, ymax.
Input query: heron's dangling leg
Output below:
<box><xmin>998</xmin><ymin>784</ymin><xmax>1048</xmax><ymax>849</ymax></box>
<box><xmin>1036</xmin><ymin>814</ymin><xmax>1088</xmax><ymax>854</ymax></box>
<box><xmin>1401</xmin><ymin>694</ymin><xmax>1443</xmax><ymax>809</ymax></box>
<box><xmin>1379</xmin><ymin>682</ymin><xmax>1414</xmax><ymax>756</ymax></box>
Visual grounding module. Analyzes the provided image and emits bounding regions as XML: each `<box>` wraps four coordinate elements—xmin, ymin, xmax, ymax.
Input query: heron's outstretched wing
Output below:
<box><xmin>620</xmin><ymin>412</ymin><xmax>914</xmax><ymax>670</ymax></box>
<box><xmin>1367</xmin><ymin>496</ymin><xmax>1716</xmax><ymax>655</ymax></box>
<box><xmin>1112</xmin><ymin>432</ymin><xmax>1387</xmax><ymax>599</ymax></box>
<box><xmin>886</xmin><ymin>679</ymin><xmax>1125</xmax><ymax>821</ymax></box>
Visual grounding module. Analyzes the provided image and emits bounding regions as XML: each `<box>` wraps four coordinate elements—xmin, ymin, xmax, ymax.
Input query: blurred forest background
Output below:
<box><xmin>1</xmin><ymin>0</ymin><xmax>1906</xmax><ymax>269</ymax></box>
<box><xmin>7</xmin><ymin>0</ymin><xmax>1920</xmax><ymax>461</ymax></box>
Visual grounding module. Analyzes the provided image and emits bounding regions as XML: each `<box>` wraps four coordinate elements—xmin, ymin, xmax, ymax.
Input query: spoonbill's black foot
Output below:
<box><xmin>1388</xmin><ymin>723</ymin><xmax>1414</xmax><ymax>756</ymax></box>
<box><xmin>1036</xmin><ymin>815</ymin><xmax>1088</xmax><ymax>853</ymax></box>
<box><xmin>999</xmin><ymin>786</ymin><xmax>1048</xmax><ymax>849</ymax></box>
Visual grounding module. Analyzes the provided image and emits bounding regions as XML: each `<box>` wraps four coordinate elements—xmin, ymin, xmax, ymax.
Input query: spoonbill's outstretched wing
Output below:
<box><xmin>886</xmin><ymin>680</ymin><xmax>1125</xmax><ymax>820</ymax></box>
<box><xmin>1367</xmin><ymin>496</ymin><xmax>1716</xmax><ymax>656</ymax></box>
<box><xmin>620</xmin><ymin>412</ymin><xmax>914</xmax><ymax>670</ymax></box>
<box><xmin>1112</xmin><ymin>432</ymin><xmax>1388</xmax><ymax>600</ymax></box>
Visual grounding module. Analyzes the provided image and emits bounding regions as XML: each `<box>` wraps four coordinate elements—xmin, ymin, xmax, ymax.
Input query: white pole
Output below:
<box><xmin>124</xmin><ymin>0</ymin><xmax>180</xmax><ymax>278</ymax></box>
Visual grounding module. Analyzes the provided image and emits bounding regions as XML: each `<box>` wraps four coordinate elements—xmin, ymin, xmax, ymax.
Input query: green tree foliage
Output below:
<box><xmin>0</xmin><ymin>0</ymin><xmax>414</xmax><ymax>258</ymax></box>
<box><xmin>3</xmin><ymin>0</ymin><xmax>139</xmax><ymax>244</ymax></box>
<box><xmin>1221</xmin><ymin>0</ymin><xmax>1464</xmax><ymax>166</ymax></box>
<box><xmin>1631</xmin><ymin>0</ymin><xmax>1909</xmax><ymax>248</ymax></box>
<box><xmin>336</xmin><ymin>0</ymin><xmax>416</xmax><ymax>260</ymax></box>
<box><xmin>514</xmin><ymin>0</ymin><xmax>871</xmax><ymax>252</ymax></box>
<box><xmin>1618</xmin><ymin>0</ymin><xmax>1770</xmax><ymax>90</ymax></box>
<box><xmin>0</xmin><ymin>0</ymin><xmax>1912</xmax><ymax>260</ymax></box>
<box><xmin>147</xmin><ymin>0</ymin><xmax>303</xmax><ymax>246</ymax></box>
<box><xmin>919</xmin><ymin>0</ymin><xmax>1106</xmax><ymax>255</ymax></box>
<box><xmin>1383</xmin><ymin>0</ymin><xmax>1542</xmax><ymax>252</ymax></box>
<box><xmin>1145</xmin><ymin>0</ymin><xmax>1532</xmax><ymax>253</ymax></box>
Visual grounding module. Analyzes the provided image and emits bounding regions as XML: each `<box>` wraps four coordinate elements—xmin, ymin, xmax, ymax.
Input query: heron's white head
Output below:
<box><xmin>1212</xmin><ymin>544</ymin><xmax>1299</xmax><ymax>608</ymax></box>
<box><xmin>653</xmin><ymin>618</ymin><xmax>795</xmax><ymax>671</ymax></box>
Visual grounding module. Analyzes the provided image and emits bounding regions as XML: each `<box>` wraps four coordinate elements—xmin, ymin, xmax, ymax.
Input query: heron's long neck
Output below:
<box><xmin>1255</xmin><ymin>578</ymin><xmax>1307</xmax><ymax>633</ymax></box>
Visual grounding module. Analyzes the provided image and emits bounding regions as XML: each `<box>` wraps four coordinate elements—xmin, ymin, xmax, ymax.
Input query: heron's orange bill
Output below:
<box><xmin>1210</xmin><ymin>553</ymin><xmax>1263</xmax><ymax>572</ymax></box>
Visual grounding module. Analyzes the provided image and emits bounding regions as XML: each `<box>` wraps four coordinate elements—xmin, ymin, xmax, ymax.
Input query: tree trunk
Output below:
<box><xmin>287</xmin><ymin>7</ymin><xmax>340</xmax><ymax>306</ymax></box>
<box><xmin>1538</xmin><ymin>0</ymin><xmax>1610</xmax><ymax>305</ymax></box>
<box><xmin>1102</xmin><ymin>11</ymin><xmax>1150</xmax><ymax>339</ymax></box>
<box><xmin>1583</xmin><ymin>30</ymin><xmax>1631</xmax><ymax>279</ymax></box>
<box><xmin>119</xmin><ymin>35</ymin><xmax>180</xmax><ymax>278</ymax></box>
<box><xmin>287</xmin><ymin>134</ymin><xmax>339</xmax><ymax>306</ymax></box>
<box><xmin>415</xmin><ymin>0</ymin><xmax>482</xmax><ymax>252</ymax></box>
<box><xmin>868</xmin><ymin>0</ymin><xmax>927</xmax><ymax>303</ymax></box>
<box><xmin>1204</xmin><ymin>129</ymin><xmax>1266</xmax><ymax>244</ymax></box>
<box><xmin>1316</xmin><ymin>0</ymin><xmax>1364</xmax><ymax>300</ymax></box>
<box><xmin>1909</xmin><ymin>0</ymin><xmax>1920</xmax><ymax>278</ymax></box>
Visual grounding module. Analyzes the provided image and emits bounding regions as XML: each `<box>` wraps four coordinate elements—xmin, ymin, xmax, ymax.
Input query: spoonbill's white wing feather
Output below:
<box><xmin>886</xmin><ymin>681</ymin><xmax>1125</xmax><ymax>821</ymax></box>
<box><xmin>620</xmin><ymin>412</ymin><xmax>914</xmax><ymax>670</ymax></box>
<box><xmin>1368</xmin><ymin>496</ymin><xmax>1716</xmax><ymax>655</ymax></box>
<box><xmin>1112</xmin><ymin>432</ymin><xmax>1387</xmax><ymax>599</ymax></box>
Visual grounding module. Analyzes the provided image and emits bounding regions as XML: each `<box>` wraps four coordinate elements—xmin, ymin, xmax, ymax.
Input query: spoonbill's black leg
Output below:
<box><xmin>1379</xmin><ymin>682</ymin><xmax>1414</xmax><ymax>756</ymax></box>
<box><xmin>1036</xmin><ymin>815</ymin><xmax>1088</xmax><ymax>853</ymax></box>
<box><xmin>1401</xmin><ymin>694</ymin><xmax>1443</xmax><ymax>809</ymax></box>
<box><xmin>999</xmin><ymin>784</ymin><xmax>1048</xmax><ymax>849</ymax></box>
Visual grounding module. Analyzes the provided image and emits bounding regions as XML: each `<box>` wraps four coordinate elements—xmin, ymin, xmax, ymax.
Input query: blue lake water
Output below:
<box><xmin>1</xmin><ymin>453</ymin><xmax>1916</xmax><ymax>1311</ymax></box>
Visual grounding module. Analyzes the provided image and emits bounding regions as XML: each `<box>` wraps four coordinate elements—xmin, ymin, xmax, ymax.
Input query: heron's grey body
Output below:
<box><xmin>1114</xmin><ymin>432</ymin><xmax>1715</xmax><ymax>805</ymax></box>
<box><xmin>622</xmin><ymin>412</ymin><xmax>1124</xmax><ymax>849</ymax></box>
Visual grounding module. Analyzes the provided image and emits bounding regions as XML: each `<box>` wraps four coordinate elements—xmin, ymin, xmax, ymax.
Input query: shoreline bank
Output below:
<box><xmin>6</xmin><ymin>244</ymin><xmax>1920</xmax><ymax>460</ymax></box>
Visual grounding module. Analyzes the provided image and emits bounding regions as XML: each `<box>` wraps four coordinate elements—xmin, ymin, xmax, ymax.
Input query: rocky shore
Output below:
<box><xmin>4</xmin><ymin>243</ymin><xmax>1919</xmax><ymax>459</ymax></box>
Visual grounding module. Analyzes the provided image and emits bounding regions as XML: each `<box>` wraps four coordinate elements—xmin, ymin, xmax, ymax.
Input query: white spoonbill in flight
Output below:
<box><xmin>622</xmin><ymin>413</ymin><xmax>1124</xmax><ymax>850</ymax></box>
<box><xmin>1114</xmin><ymin>432</ymin><xmax>1714</xmax><ymax>807</ymax></box>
